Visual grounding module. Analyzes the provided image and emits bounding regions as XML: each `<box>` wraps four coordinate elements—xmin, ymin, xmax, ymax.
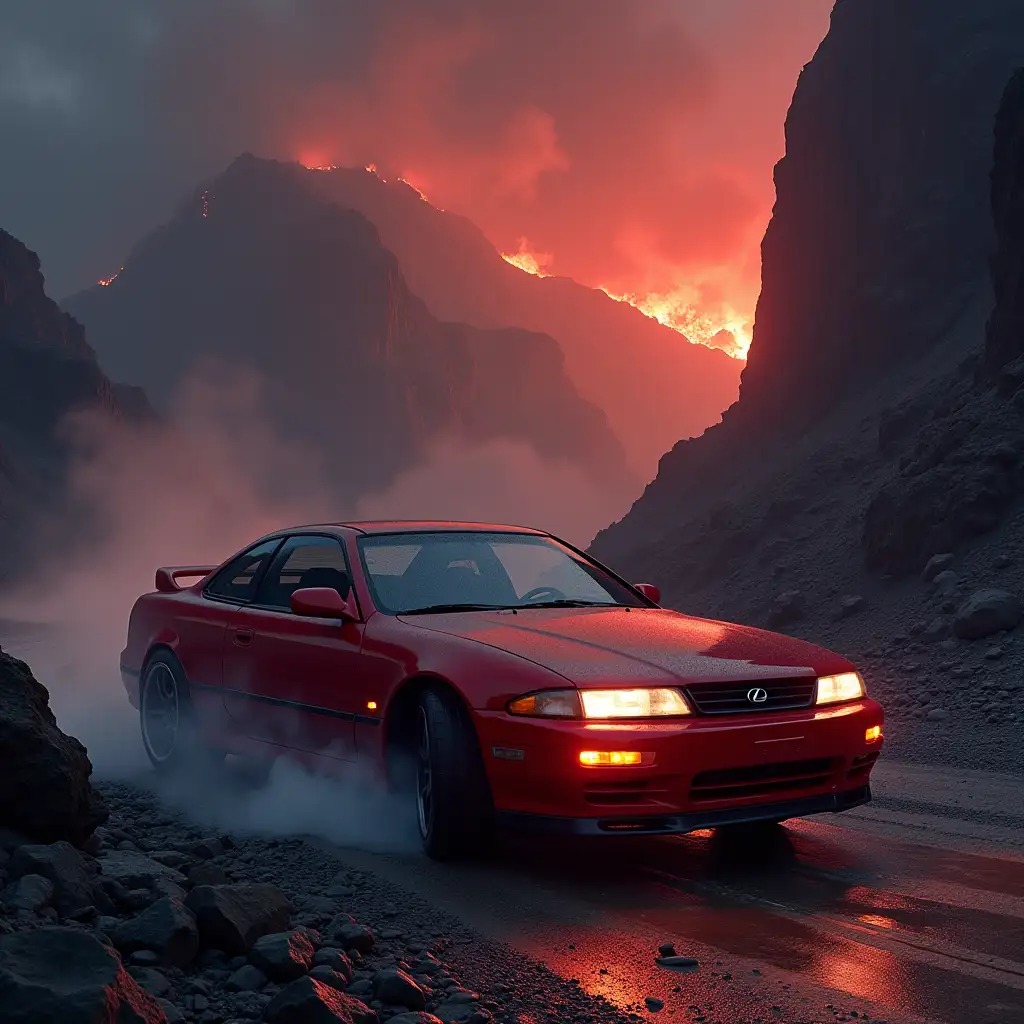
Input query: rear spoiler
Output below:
<box><xmin>155</xmin><ymin>565</ymin><xmax>218</xmax><ymax>593</ymax></box>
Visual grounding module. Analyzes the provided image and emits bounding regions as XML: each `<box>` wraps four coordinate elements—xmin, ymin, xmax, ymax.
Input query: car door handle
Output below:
<box><xmin>232</xmin><ymin>628</ymin><xmax>254</xmax><ymax>647</ymax></box>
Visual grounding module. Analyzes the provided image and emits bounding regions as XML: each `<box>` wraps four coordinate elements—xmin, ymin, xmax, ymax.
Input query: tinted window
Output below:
<box><xmin>253</xmin><ymin>535</ymin><xmax>352</xmax><ymax>611</ymax></box>
<box><xmin>205</xmin><ymin>539</ymin><xmax>282</xmax><ymax>602</ymax></box>
<box><xmin>358</xmin><ymin>531</ymin><xmax>643</xmax><ymax>614</ymax></box>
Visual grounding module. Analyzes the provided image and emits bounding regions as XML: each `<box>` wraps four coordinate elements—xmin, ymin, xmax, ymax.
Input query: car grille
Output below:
<box><xmin>689</xmin><ymin>757</ymin><xmax>838</xmax><ymax>803</ymax></box>
<box><xmin>683</xmin><ymin>676</ymin><xmax>816</xmax><ymax>715</ymax></box>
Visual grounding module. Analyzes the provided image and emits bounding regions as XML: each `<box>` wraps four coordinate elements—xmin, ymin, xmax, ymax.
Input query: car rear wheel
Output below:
<box><xmin>415</xmin><ymin>688</ymin><xmax>494</xmax><ymax>860</ymax></box>
<box><xmin>139</xmin><ymin>651</ymin><xmax>224</xmax><ymax>774</ymax></box>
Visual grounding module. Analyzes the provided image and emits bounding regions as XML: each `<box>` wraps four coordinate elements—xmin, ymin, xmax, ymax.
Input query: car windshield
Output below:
<box><xmin>357</xmin><ymin>531</ymin><xmax>648</xmax><ymax>615</ymax></box>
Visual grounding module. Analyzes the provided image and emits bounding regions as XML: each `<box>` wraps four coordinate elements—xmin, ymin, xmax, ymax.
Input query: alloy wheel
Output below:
<box><xmin>141</xmin><ymin>662</ymin><xmax>180</xmax><ymax>764</ymax></box>
<box><xmin>415</xmin><ymin>705</ymin><xmax>433</xmax><ymax>838</ymax></box>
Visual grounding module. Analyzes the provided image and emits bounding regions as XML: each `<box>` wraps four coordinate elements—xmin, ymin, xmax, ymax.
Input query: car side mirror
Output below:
<box><xmin>634</xmin><ymin>583</ymin><xmax>661</xmax><ymax>605</ymax></box>
<box><xmin>290</xmin><ymin>587</ymin><xmax>359</xmax><ymax>622</ymax></box>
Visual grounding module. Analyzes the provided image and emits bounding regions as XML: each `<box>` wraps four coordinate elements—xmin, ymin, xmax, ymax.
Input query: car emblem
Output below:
<box><xmin>747</xmin><ymin>687</ymin><xmax>769</xmax><ymax>704</ymax></box>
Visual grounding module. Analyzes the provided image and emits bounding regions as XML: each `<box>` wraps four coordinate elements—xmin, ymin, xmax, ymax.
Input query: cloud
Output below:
<box><xmin>0</xmin><ymin>0</ymin><xmax>834</xmax><ymax>324</ymax></box>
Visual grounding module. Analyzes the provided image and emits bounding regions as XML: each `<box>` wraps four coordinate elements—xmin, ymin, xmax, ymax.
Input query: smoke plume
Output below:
<box><xmin>0</xmin><ymin>367</ymin><xmax>621</xmax><ymax>848</ymax></box>
<box><xmin>0</xmin><ymin>0</ymin><xmax>833</xmax><ymax>336</ymax></box>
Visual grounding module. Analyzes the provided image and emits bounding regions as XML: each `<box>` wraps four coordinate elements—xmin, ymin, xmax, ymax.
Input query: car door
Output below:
<box><xmin>191</xmin><ymin>538</ymin><xmax>285</xmax><ymax>729</ymax></box>
<box><xmin>221</xmin><ymin>534</ymin><xmax>362</xmax><ymax>761</ymax></box>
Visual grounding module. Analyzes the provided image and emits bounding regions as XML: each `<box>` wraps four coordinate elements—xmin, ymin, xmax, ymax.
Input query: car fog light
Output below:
<box><xmin>865</xmin><ymin>725</ymin><xmax>882</xmax><ymax>743</ymax></box>
<box><xmin>579</xmin><ymin>750</ymin><xmax>652</xmax><ymax>767</ymax></box>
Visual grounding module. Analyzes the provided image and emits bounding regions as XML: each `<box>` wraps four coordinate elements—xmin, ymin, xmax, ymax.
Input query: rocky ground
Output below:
<box><xmin>0</xmin><ymin>777</ymin><xmax>664</xmax><ymax>1024</ymax></box>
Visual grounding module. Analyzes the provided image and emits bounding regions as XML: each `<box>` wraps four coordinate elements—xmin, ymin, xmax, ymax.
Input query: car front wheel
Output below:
<box><xmin>139</xmin><ymin>651</ymin><xmax>223</xmax><ymax>774</ymax></box>
<box><xmin>415</xmin><ymin>688</ymin><xmax>494</xmax><ymax>859</ymax></box>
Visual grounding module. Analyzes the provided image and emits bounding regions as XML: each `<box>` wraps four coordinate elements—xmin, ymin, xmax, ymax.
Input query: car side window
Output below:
<box><xmin>204</xmin><ymin>539</ymin><xmax>282</xmax><ymax>602</ymax></box>
<box><xmin>253</xmin><ymin>535</ymin><xmax>352</xmax><ymax>612</ymax></box>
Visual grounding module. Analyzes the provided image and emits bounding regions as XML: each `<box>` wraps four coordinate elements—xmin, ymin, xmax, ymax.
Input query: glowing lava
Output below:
<box><xmin>98</xmin><ymin>268</ymin><xmax>123</xmax><ymax>287</ymax></box>
<box><xmin>599</xmin><ymin>286</ymin><xmax>751</xmax><ymax>359</ymax></box>
<box><xmin>501</xmin><ymin>238</ymin><xmax>552</xmax><ymax>278</ymax></box>
<box><xmin>397</xmin><ymin>177</ymin><xmax>431</xmax><ymax>203</ymax></box>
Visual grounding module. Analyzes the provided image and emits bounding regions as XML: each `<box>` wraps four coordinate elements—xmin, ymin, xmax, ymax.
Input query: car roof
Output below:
<box><xmin>278</xmin><ymin>520</ymin><xmax>548</xmax><ymax>537</ymax></box>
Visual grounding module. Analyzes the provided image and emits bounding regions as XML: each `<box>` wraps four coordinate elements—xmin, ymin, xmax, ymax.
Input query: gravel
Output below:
<box><xmin>0</xmin><ymin>779</ymin><xmax>646</xmax><ymax>1024</ymax></box>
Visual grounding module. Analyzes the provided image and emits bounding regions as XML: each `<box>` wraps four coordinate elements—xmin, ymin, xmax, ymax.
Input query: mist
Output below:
<box><xmin>0</xmin><ymin>365</ymin><xmax>622</xmax><ymax>849</ymax></box>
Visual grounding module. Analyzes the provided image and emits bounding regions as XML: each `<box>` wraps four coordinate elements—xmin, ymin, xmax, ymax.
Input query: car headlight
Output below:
<box><xmin>816</xmin><ymin>671</ymin><xmax>865</xmax><ymax>705</ymax></box>
<box><xmin>508</xmin><ymin>687</ymin><xmax>690</xmax><ymax>719</ymax></box>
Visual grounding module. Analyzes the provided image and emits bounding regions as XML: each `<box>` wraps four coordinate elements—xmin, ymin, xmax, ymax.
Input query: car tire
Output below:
<box><xmin>139</xmin><ymin>650</ymin><xmax>224</xmax><ymax>774</ymax></box>
<box><xmin>415</xmin><ymin>688</ymin><xmax>494</xmax><ymax>860</ymax></box>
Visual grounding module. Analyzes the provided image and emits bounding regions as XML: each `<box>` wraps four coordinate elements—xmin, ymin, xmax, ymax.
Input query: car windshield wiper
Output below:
<box><xmin>518</xmin><ymin>599</ymin><xmax>617</xmax><ymax>608</ymax></box>
<box><xmin>401</xmin><ymin>603</ymin><xmax>510</xmax><ymax>615</ymax></box>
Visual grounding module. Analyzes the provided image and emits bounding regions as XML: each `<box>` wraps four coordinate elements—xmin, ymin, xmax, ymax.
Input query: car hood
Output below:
<box><xmin>397</xmin><ymin>606</ymin><xmax>853</xmax><ymax>686</ymax></box>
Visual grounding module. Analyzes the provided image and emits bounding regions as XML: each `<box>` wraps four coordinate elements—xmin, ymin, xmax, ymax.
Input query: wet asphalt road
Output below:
<box><xmin>326</xmin><ymin>777</ymin><xmax>1024</xmax><ymax>1024</ymax></box>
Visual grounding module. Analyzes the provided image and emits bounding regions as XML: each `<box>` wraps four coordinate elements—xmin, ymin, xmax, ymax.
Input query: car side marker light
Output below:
<box><xmin>865</xmin><ymin>725</ymin><xmax>882</xmax><ymax>742</ymax></box>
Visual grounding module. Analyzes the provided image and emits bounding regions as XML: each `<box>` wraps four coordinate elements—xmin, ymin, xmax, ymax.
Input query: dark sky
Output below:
<box><xmin>0</xmin><ymin>0</ymin><xmax>832</xmax><ymax>335</ymax></box>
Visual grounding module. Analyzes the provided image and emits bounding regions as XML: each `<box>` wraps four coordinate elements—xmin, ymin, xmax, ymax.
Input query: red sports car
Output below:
<box><xmin>120</xmin><ymin>521</ymin><xmax>884</xmax><ymax>858</ymax></box>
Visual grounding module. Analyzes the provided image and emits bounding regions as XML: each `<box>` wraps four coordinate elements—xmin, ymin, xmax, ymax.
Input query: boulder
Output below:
<box><xmin>2</xmin><ymin>873</ymin><xmax>54</xmax><ymax>913</ymax></box>
<box><xmin>264</xmin><ymin>976</ymin><xmax>379</xmax><ymax>1024</ymax></box>
<box><xmin>225</xmin><ymin>963</ymin><xmax>268</xmax><ymax>992</ymax></box>
<box><xmin>308</xmin><ymin>964</ymin><xmax>351</xmax><ymax>990</ymax></box>
<box><xmin>0</xmin><ymin>926</ymin><xmax>167</xmax><ymax>1022</ymax></box>
<box><xmin>111</xmin><ymin>896</ymin><xmax>199</xmax><ymax>967</ymax></box>
<box><xmin>953</xmin><ymin>589</ymin><xmax>1022</xmax><ymax>639</ymax></box>
<box><xmin>327</xmin><ymin>913</ymin><xmax>375</xmax><ymax>953</ymax></box>
<box><xmin>183</xmin><ymin>883</ymin><xmax>292</xmax><ymax>955</ymax></box>
<box><xmin>249</xmin><ymin>928</ymin><xmax>315</xmax><ymax>981</ymax></box>
<box><xmin>373</xmin><ymin>966</ymin><xmax>425</xmax><ymax>1009</ymax></box>
<box><xmin>8</xmin><ymin>842</ymin><xmax>99</xmax><ymax>912</ymax></box>
<box><xmin>313</xmin><ymin>947</ymin><xmax>353</xmax><ymax>981</ymax></box>
<box><xmin>97</xmin><ymin>850</ymin><xmax>187</xmax><ymax>890</ymax></box>
<box><xmin>0</xmin><ymin>651</ymin><xmax>108</xmax><ymax>846</ymax></box>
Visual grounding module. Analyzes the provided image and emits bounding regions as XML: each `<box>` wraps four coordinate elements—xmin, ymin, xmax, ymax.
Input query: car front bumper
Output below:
<box><xmin>475</xmin><ymin>697</ymin><xmax>884</xmax><ymax>824</ymax></box>
<box><xmin>496</xmin><ymin>783</ymin><xmax>871</xmax><ymax>836</ymax></box>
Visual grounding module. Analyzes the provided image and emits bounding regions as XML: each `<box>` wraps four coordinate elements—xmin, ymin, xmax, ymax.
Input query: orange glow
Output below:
<box><xmin>579</xmin><ymin>750</ymin><xmax>647</xmax><ymax>767</ymax></box>
<box><xmin>501</xmin><ymin>237</ymin><xmax>552</xmax><ymax>278</ymax></box>
<box><xmin>599</xmin><ymin>286</ymin><xmax>751</xmax><ymax>359</ymax></box>
<box><xmin>865</xmin><ymin>725</ymin><xmax>882</xmax><ymax>743</ymax></box>
<box><xmin>98</xmin><ymin>267</ymin><xmax>123</xmax><ymax>287</ymax></box>
<box><xmin>366</xmin><ymin>700</ymin><xmax>378</xmax><ymax>710</ymax></box>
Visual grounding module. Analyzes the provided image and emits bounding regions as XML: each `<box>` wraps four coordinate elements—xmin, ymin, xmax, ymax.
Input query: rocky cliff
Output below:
<box><xmin>0</xmin><ymin>230</ymin><xmax>150</xmax><ymax>577</ymax></box>
<box><xmin>589</xmin><ymin>2</ymin><xmax>1024</xmax><ymax>770</ymax></box>
<box><xmin>304</xmin><ymin>165</ymin><xmax>739</xmax><ymax>480</ymax></box>
<box><xmin>66</xmin><ymin>156</ymin><xmax>636</xmax><ymax>510</ymax></box>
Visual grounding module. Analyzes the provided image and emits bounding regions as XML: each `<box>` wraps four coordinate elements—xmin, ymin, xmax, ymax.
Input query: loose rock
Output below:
<box><xmin>111</xmin><ymin>896</ymin><xmax>199</xmax><ymax>968</ymax></box>
<box><xmin>329</xmin><ymin>914</ymin><xmax>376</xmax><ymax>953</ymax></box>
<box><xmin>655</xmin><ymin>955</ymin><xmax>699</xmax><ymax>971</ymax></box>
<box><xmin>2</xmin><ymin>874</ymin><xmax>54</xmax><ymax>913</ymax></box>
<box><xmin>373</xmin><ymin>966</ymin><xmax>426</xmax><ymax>1009</ymax></box>
<box><xmin>249</xmin><ymin>929</ymin><xmax>315</xmax><ymax>981</ymax></box>
<box><xmin>184</xmin><ymin>883</ymin><xmax>292</xmax><ymax>955</ymax></box>
<box><xmin>225</xmin><ymin>962</ymin><xmax>268</xmax><ymax>991</ymax></box>
<box><xmin>0</xmin><ymin>926</ymin><xmax>167</xmax><ymax>1022</ymax></box>
<box><xmin>953</xmin><ymin>589</ymin><xmax>1023</xmax><ymax>639</ymax></box>
<box><xmin>264</xmin><ymin>976</ymin><xmax>379</xmax><ymax>1024</ymax></box>
<box><xmin>8</xmin><ymin>842</ymin><xmax>99</xmax><ymax>912</ymax></box>
<box><xmin>98</xmin><ymin>850</ymin><xmax>187</xmax><ymax>890</ymax></box>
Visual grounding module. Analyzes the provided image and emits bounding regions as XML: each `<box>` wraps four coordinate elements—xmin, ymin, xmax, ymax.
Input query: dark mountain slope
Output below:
<box><xmin>303</xmin><ymin>165</ymin><xmax>740</xmax><ymax>479</ymax></box>
<box><xmin>589</xmin><ymin>2</ymin><xmax>1024</xmax><ymax>770</ymax></box>
<box><xmin>0</xmin><ymin>230</ymin><xmax>150</xmax><ymax>578</ymax></box>
<box><xmin>66</xmin><ymin>156</ymin><xmax>636</xmax><ymax>507</ymax></box>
